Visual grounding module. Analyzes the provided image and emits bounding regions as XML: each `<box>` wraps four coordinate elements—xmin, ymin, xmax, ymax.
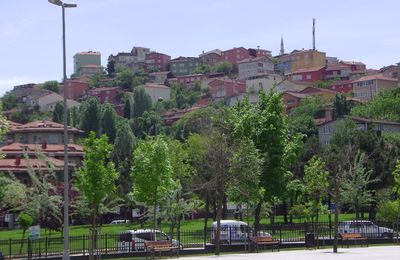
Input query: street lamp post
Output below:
<box><xmin>48</xmin><ymin>1</ymin><xmax>77</xmax><ymax>260</ymax></box>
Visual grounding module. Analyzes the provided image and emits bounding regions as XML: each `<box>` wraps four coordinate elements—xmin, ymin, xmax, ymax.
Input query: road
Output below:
<box><xmin>181</xmin><ymin>246</ymin><xmax>400</xmax><ymax>260</ymax></box>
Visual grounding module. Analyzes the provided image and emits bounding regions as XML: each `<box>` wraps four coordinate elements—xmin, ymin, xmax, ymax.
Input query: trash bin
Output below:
<box><xmin>305</xmin><ymin>232</ymin><xmax>316</xmax><ymax>248</ymax></box>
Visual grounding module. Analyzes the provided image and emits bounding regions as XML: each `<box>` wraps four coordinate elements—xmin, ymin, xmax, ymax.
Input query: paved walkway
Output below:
<box><xmin>182</xmin><ymin>246</ymin><xmax>400</xmax><ymax>260</ymax></box>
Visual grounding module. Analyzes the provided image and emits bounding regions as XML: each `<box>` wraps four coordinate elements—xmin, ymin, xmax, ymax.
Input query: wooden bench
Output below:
<box><xmin>144</xmin><ymin>241</ymin><xmax>179</xmax><ymax>260</ymax></box>
<box><xmin>340</xmin><ymin>233</ymin><xmax>368</xmax><ymax>248</ymax></box>
<box><xmin>250</xmin><ymin>236</ymin><xmax>280</xmax><ymax>252</ymax></box>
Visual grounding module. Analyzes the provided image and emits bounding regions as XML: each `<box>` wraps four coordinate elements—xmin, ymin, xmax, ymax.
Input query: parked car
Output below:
<box><xmin>110</xmin><ymin>219</ymin><xmax>130</xmax><ymax>225</ymax></box>
<box><xmin>211</xmin><ymin>220</ymin><xmax>270</xmax><ymax>244</ymax></box>
<box><xmin>338</xmin><ymin>220</ymin><xmax>393</xmax><ymax>238</ymax></box>
<box><xmin>117</xmin><ymin>229</ymin><xmax>180</xmax><ymax>252</ymax></box>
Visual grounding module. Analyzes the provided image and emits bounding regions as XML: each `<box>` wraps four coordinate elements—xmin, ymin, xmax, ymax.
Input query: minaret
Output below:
<box><xmin>280</xmin><ymin>35</ymin><xmax>285</xmax><ymax>55</ymax></box>
<box><xmin>312</xmin><ymin>18</ymin><xmax>316</xmax><ymax>50</ymax></box>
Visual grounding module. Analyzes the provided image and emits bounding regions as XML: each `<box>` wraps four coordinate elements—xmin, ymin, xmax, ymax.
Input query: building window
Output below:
<box><xmin>306</xmin><ymin>74</ymin><xmax>312</xmax><ymax>80</ymax></box>
<box><xmin>292</xmin><ymin>75</ymin><xmax>302</xmax><ymax>81</ymax></box>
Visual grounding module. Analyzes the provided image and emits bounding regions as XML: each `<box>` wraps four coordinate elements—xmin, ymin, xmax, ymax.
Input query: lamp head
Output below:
<box><xmin>48</xmin><ymin>0</ymin><xmax>63</xmax><ymax>6</ymax></box>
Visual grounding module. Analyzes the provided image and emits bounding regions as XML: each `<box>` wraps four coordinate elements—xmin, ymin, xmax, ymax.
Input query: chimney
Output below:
<box><xmin>15</xmin><ymin>156</ymin><xmax>21</xmax><ymax>166</ymax></box>
<box><xmin>41</xmin><ymin>141</ymin><xmax>47</xmax><ymax>149</ymax></box>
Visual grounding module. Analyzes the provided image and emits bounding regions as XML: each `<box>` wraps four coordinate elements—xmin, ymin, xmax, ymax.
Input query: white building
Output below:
<box><xmin>238</xmin><ymin>56</ymin><xmax>274</xmax><ymax>80</ymax></box>
<box><xmin>143</xmin><ymin>83</ymin><xmax>171</xmax><ymax>103</ymax></box>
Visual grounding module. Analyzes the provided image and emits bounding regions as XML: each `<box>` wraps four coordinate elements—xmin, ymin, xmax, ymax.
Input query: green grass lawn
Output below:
<box><xmin>0</xmin><ymin>213</ymin><xmax>364</xmax><ymax>241</ymax></box>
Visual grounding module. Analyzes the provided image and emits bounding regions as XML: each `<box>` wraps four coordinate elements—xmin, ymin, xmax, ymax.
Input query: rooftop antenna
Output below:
<box><xmin>312</xmin><ymin>18</ymin><xmax>316</xmax><ymax>50</ymax></box>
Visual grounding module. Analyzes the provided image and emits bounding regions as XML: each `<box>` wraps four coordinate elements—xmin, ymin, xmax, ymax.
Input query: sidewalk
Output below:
<box><xmin>181</xmin><ymin>246</ymin><xmax>400</xmax><ymax>260</ymax></box>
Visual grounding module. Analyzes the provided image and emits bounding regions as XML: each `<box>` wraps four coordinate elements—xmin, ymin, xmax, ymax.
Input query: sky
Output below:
<box><xmin>1</xmin><ymin>0</ymin><xmax>399</xmax><ymax>96</ymax></box>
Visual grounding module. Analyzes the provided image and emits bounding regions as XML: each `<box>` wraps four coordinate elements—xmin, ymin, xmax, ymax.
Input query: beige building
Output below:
<box><xmin>353</xmin><ymin>74</ymin><xmax>398</xmax><ymax>101</ymax></box>
<box><xmin>143</xmin><ymin>83</ymin><xmax>171</xmax><ymax>103</ymax></box>
<box><xmin>36</xmin><ymin>92</ymin><xmax>80</xmax><ymax>112</ymax></box>
<box><xmin>238</xmin><ymin>56</ymin><xmax>275</xmax><ymax>80</ymax></box>
<box><xmin>290</xmin><ymin>49</ymin><xmax>326</xmax><ymax>71</ymax></box>
<box><xmin>245</xmin><ymin>74</ymin><xmax>283</xmax><ymax>93</ymax></box>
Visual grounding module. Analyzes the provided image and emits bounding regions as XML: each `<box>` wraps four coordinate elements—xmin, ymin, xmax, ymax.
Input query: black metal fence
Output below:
<box><xmin>0</xmin><ymin>221</ymin><xmax>398</xmax><ymax>259</ymax></box>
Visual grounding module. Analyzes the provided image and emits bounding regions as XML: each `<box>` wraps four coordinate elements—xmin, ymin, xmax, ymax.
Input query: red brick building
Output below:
<box><xmin>62</xmin><ymin>78</ymin><xmax>89</xmax><ymax>100</ymax></box>
<box><xmin>208</xmin><ymin>79</ymin><xmax>246</xmax><ymax>100</ymax></box>
<box><xmin>176</xmin><ymin>74</ymin><xmax>206</xmax><ymax>88</ymax></box>
<box><xmin>290</xmin><ymin>66</ymin><xmax>326</xmax><ymax>82</ymax></box>
<box><xmin>146</xmin><ymin>52</ymin><xmax>171</xmax><ymax>72</ymax></box>
<box><xmin>221</xmin><ymin>47</ymin><xmax>251</xmax><ymax>66</ymax></box>
<box><xmin>88</xmin><ymin>87</ymin><xmax>122</xmax><ymax>104</ymax></box>
<box><xmin>328</xmin><ymin>80</ymin><xmax>353</xmax><ymax>94</ymax></box>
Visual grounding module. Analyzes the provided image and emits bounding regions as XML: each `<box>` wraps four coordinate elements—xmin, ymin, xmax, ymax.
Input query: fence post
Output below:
<box><xmin>229</xmin><ymin>226</ymin><xmax>232</xmax><ymax>245</ymax></box>
<box><xmin>279</xmin><ymin>225</ymin><xmax>282</xmax><ymax>243</ymax></box>
<box><xmin>105</xmin><ymin>234</ymin><xmax>108</xmax><ymax>254</ymax></box>
<box><xmin>8</xmin><ymin>238</ymin><xmax>11</xmax><ymax>260</ymax></box>
<box><xmin>83</xmin><ymin>234</ymin><xmax>85</xmax><ymax>256</ymax></box>
<box><xmin>45</xmin><ymin>237</ymin><xmax>48</xmax><ymax>258</ymax></box>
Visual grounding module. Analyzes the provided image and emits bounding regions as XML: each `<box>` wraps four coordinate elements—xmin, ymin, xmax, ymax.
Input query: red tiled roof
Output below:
<box><xmin>8</xmin><ymin>120</ymin><xmax>83</xmax><ymax>134</ymax></box>
<box><xmin>284</xmin><ymin>91</ymin><xmax>309</xmax><ymax>99</ymax></box>
<box><xmin>353</xmin><ymin>74</ymin><xmax>398</xmax><ymax>83</ymax></box>
<box><xmin>291</xmin><ymin>66</ymin><xmax>326</xmax><ymax>74</ymax></box>
<box><xmin>144</xmin><ymin>83</ymin><xmax>170</xmax><ymax>89</ymax></box>
<box><xmin>300</xmin><ymin>86</ymin><xmax>338</xmax><ymax>94</ymax></box>
<box><xmin>325</xmin><ymin>65</ymin><xmax>351</xmax><ymax>71</ymax></box>
<box><xmin>238</xmin><ymin>56</ymin><xmax>271</xmax><ymax>64</ymax></box>
<box><xmin>89</xmin><ymin>86</ymin><xmax>121</xmax><ymax>92</ymax></box>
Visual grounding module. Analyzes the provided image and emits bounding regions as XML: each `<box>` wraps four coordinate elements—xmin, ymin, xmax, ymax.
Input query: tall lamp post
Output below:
<box><xmin>48</xmin><ymin>1</ymin><xmax>77</xmax><ymax>260</ymax></box>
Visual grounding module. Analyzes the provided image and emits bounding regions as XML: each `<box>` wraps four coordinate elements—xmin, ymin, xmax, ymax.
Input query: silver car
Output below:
<box><xmin>338</xmin><ymin>220</ymin><xmax>393</xmax><ymax>238</ymax></box>
<box><xmin>117</xmin><ymin>229</ymin><xmax>180</xmax><ymax>252</ymax></box>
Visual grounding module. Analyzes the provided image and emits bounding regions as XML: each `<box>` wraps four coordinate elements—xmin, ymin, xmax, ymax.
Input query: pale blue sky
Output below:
<box><xmin>1</xmin><ymin>0</ymin><xmax>399</xmax><ymax>95</ymax></box>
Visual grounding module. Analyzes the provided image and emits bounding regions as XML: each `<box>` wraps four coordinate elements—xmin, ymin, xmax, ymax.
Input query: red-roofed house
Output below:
<box><xmin>221</xmin><ymin>47</ymin><xmax>251</xmax><ymax>66</ymax></box>
<box><xmin>324</xmin><ymin>64</ymin><xmax>352</xmax><ymax>80</ymax></box>
<box><xmin>6</xmin><ymin>120</ymin><xmax>83</xmax><ymax>144</ymax></box>
<box><xmin>283</xmin><ymin>92</ymin><xmax>309</xmax><ymax>113</ymax></box>
<box><xmin>208</xmin><ymin>79</ymin><xmax>246</xmax><ymax>100</ymax></box>
<box><xmin>290</xmin><ymin>66</ymin><xmax>326</xmax><ymax>82</ymax></box>
<box><xmin>353</xmin><ymin>74</ymin><xmax>399</xmax><ymax>101</ymax></box>
<box><xmin>300</xmin><ymin>87</ymin><xmax>338</xmax><ymax>102</ymax></box>
<box><xmin>199</xmin><ymin>49</ymin><xmax>222</xmax><ymax>66</ymax></box>
<box><xmin>339</xmin><ymin>61</ymin><xmax>366</xmax><ymax>72</ymax></box>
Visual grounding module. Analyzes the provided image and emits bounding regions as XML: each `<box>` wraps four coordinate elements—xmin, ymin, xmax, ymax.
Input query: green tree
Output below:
<box><xmin>1</xmin><ymin>92</ymin><xmax>17</xmax><ymax>110</ymax></box>
<box><xmin>106</xmin><ymin>60</ymin><xmax>116</xmax><ymax>77</ymax></box>
<box><xmin>113</xmin><ymin>120</ymin><xmax>136</xmax><ymax>221</ymax></box>
<box><xmin>18</xmin><ymin>212</ymin><xmax>33</xmax><ymax>253</ymax></box>
<box><xmin>341</xmin><ymin>151</ymin><xmax>377</xmax><ymax>218</ymax></box>
<box><xmin>332</xmin><ymin>94</ymin><xmax>350</xmax><ymax>119</ymax></box>
<box><xmin>392</xmin><ymin>159</ymin><xmax>400</xmax><ymax>241</ymax></box>
<box><xmin>80</xmin><ymin>97</ymin><xmax>102</xmax><ymax>136</ymax></box>
<box><xmin>123</xmin><ymin>98</ymin><xmax>132</xmax><ymax>119</ymax></box>
<box><xmin>88</xmin><ymin>73</ymin><xmax>106</xmax><ymax>88</ymax></box>
<box><xmin>193</xmin><ymin>64</ymin><xmax>211</xmax><ymax>74</ymax></box>
<box><xmin>351</xmin><ymin>88</ymin><xmax>400</xmax><ymax>122</ymax></box>
<box><xmin>212</xmin><ymin>61</ymin><xmax>234</xmax><ymax>75</ymax></box>
<box><xmin>100</xmin><ymin>103</ymin><xmax>117</xmax><ymax>143</ymax></box>
<box><xmin>76</xmin><ymin>132</ymin><xmax>119</xmax><ymax>259</ymax></box>
<box><xmin>133</xmin><ymin>111</ymin><xmax>162</xmax><ymax>138</ymax></box>
<box><xmin>41</xmin><ymin>80</ymin><xmax>59</xmax><ymax>93</ymax></box>
<box><xmin>231</xmin><ymin>90</ymin><xmax>296</xmax><ymax>231</ymax></box>
<box><xmin>117</xmin><ymin>68</ymin><xmax>134</xmax><ymax>91</ymax></box>
<box><xmin>227</xmin><ymin>138</ymin><xmax>264</xmax><ymax>224</ymax></box>
<box><xmin>130</xmin><ymin>137</ymin><xmax>174</xmax><ymax>235</ymax></box>
<box><xmin>303</xmin><ymin>156</ymin><xmax>329</xmax><ymax>228</ymax></box>
<box><xmin>69</xmin><ymin>106</ymin><xmax>80</xmax><ymax>127</ymax></box>
<box><xmin>132</xmin><ymin>86</ymin><xmax>152</xmax><ymax>119</ymax></box>
<box><xmin>52</xmin><ymin>102</ymin><xmax>64</xmax><ymax>123</ymax></box>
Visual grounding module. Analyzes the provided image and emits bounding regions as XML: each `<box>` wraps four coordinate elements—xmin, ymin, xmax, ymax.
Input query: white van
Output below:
<box><xmin>211</xmin><ymin>220</ymin><xmax>252</xmax><ymax>244</ymax></box>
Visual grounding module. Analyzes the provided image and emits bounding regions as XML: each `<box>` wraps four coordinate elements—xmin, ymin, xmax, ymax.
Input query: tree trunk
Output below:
<box><xmin>333</xmin><ymin>177</ymin><xmax>340</xmax><ymax>253</ymax></box>
<box><xmin>222</xmin><ymin>195</ymin><xmax>227</xmax><ymax>219</ymax></box>
<box><xmin>213</xmin><ymin>199</ymin><xmax>217</xmax><ymax>221</ymax></box>
<box><xmin>153</xmin><ymin>203</ymin><xmax>157</xmax><ymax>241</ymax></box>
<box><xmin>215</xmin><ymin>194</ymin><xmax>224</xmax><ymax>256</ymax></box>
<box><xmin>204</xmin><ymin>196</ymin><xmax>210</xmax><ymax>235</ymax></box>
<box><xmin>283</xmin><ymin>201</ymin><xmax>288</xmax><ymax>224</ymax></box>
<box><xmin>19</xmin><ymin>230</ymin><xmax>26</xmax><ymax>254</ymax></box>
<box><xmin>90</xmin><ymin>209</ymin><xmax>98</xmax><ymax>260</ymax></box>
<box><xmin>254</xmin><ymin>201</ymin><xmax>262</xmax><ymax>234</ymax></box>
